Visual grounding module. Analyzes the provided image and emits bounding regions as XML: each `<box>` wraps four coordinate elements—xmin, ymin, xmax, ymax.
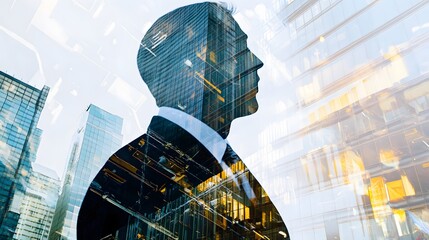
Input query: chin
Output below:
<box><xmin>247</xmin><ymin>103</ymin><xmax>258</xmax><ymax>115</ymax></box>
<box><xmin>245</xmin><ymin>98</ymin><xmax>259</xmax><ymax>116</ymax></box>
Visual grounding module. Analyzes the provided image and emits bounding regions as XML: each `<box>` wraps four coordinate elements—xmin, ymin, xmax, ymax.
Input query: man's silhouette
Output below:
<box><xmin>77</xmin><ymin>3</ymin><xmax>288</xmax><ymax>239</ymax></box>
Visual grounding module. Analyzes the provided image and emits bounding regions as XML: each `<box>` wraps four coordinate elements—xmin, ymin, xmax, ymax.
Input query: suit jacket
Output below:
<box><xmin>77</xmin><ymin>116</ymin><xmax>287</xmax><ymax>239</ymax></box>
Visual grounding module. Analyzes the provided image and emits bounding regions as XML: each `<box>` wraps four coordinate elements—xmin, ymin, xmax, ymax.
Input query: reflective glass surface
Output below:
<box><xmin>49</xmin><ymin>105</ymin><xmax>123</xmax><ymax>239</ymax></box>
<box><xmin>0</xmin><ymin>72</ymin><xmax>49</xmax><ymax>239</ymax></box>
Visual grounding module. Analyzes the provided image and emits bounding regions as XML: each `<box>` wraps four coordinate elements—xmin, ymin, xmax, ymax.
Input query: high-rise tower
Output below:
<box><xmin>49</xmin><ymin>104</ymin><xmax>123</xmax><ymax>240</ymax></box>
<box><xmin>0</xmin><ymin>71</ymin><xmax>49</xmax><ymax>239</ymax></box>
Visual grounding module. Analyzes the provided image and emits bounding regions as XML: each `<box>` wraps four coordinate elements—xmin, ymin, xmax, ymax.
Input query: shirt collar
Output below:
<box><xmin>157</xmin><ymin>107</ymin><xmax>227</xmax><ymax>163</ymax></box>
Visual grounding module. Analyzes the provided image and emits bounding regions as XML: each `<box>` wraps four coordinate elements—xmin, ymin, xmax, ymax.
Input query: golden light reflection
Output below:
<box><xmin>196</xmin><ymin>44</ymin><xmax>207</xmax><ymax>61</ymax></box>
<box><xmin>379</xmin><ymin>149</ymin><xmax>399</xmax><ymax>169</ymax></box>
<box><xmin>195</xmin><ymin>71</ymin><xmax>222</xmax><ymax>94</ymax></box>
<box><xmin>383</xmin><ymin>46</ymin><xmax>408</xmax><ymax>83</ymax></box>
<box><xmin>369</xmin><ymin>177</ymin><xmax>389</xmax><ymax>222</ymax></box>
<box><xmin>298</xmin><ymin>78</ymin><xmax>321</xmax><ymax>104</ymax></box>
<box><xmin>307</xmin><ymin>47</ymin><xmax>409</xmax><ymax>124</ymax></box>
<box><xmin>338</xmin><ymin>150</ymin><xmax>365</xmax><ymax>184</ymax></box>
<box><xmin>386</xmin><ymin>179</ymin><xmax>405</xmax><ymax>202</ymax></box>
<box><xmin>196</xmin><ymin>160</ymin><xmax>245</xmax><ymax>193</ymax></box>
<box><xmin>368</xmin><ymin>173</ymin><xmax>417</xmax><ymax>224</ymax></box>
<box><xmin>401</xmin><ymin>175</ymin><xmax>415</xmax><ymax>196</ymax></box>
<box><xmin>393</xmin><ymin>208</ymin><xmax>406</xmax><ymax>222</ymax></box>
<box><xmin>210</xmin><ymin>51</ymin><xmax>217</xmax><ymax>63</ymax></box>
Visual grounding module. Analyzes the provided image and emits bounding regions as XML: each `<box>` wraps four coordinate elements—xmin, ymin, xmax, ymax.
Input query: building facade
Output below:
<box><xmin>0</xmin><ymin>71</ymin><xmax>49</xmax><ymax>239</ymax></box>
<box><xmin>49</xmin><ymin>104</ymin><xmax>123</xmax><ymax>240</ymax></box>
<box><xmin>252</xmin><ymin>0</ymin><xmax>429</xmax><ymax>239</ymax></box>
<box><xmin>14</xmin><ymin>163</ymin><xmax>60</xmax><ymax>240</ymax></box>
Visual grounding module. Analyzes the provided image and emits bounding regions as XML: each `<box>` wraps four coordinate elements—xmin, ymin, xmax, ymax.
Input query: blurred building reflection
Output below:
<box><xmin>257</xmin><ymin>0</ymin><xmax>429</xmax><ymax>239</ymax></box>
<box><xmin>49</xmin><ymin>104</ymin><xmax>123</xmax><ymax>240</ymax></box>
<box><xmin>14</xmin><ymin>163</ymin><xmax>60</xmax><ymax>240</ymax></box>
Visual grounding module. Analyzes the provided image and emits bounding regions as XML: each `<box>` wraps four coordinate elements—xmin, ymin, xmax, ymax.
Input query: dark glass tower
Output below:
<box><xmin>0</xmin><ymin>71</ymin><xmax>49</xmax><ymax>239</ymax></box>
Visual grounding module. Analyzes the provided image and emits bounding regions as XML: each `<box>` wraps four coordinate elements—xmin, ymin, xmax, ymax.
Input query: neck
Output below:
<box><xmin>160</xmin><ymin>106</ymin><xmax>231</xmax><ymax>139</ymax></box>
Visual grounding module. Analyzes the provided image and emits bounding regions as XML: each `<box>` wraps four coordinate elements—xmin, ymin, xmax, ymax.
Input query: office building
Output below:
<box><xmin>253</xmin><ymin>0</ymin><xmax>429</xmax><ymax>239</ymax></box>
<box><xmin>49</xmin><ymin>104</ymin><xmax>123</xmax><ymax>240</ymax></box>
<box><xmin>0</xmin><ymin>71</ymin><xmax>49</xmax><ymax>239</ymax></box>
<box><xmin>14</xmin><ymin>163</ymin><xmax>60</xmax><ymax>240</ymax></box>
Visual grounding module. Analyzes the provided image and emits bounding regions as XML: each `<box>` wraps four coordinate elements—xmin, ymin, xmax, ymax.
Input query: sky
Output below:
<box><xmin>0</xmin><ymin>0</ymin><xmax>294</xmax><ymax>180</ymax></box>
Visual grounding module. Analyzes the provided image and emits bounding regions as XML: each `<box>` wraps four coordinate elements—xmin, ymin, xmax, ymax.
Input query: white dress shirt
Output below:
<box><xmin>157</xmin><ymin>107</ymin><xmax>227</xmax><ymax>163</ymax></box>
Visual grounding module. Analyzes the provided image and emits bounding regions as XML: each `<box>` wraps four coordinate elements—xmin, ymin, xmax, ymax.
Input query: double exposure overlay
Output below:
<box><xmin>77</xmin><ymin>3</ymin><xmax>288</xmax><ymax>240</ymax></box>
<box><xmin>1</xmin><ymin>0</ymin><xmax>429</xmax><ymax>239</ymax></box>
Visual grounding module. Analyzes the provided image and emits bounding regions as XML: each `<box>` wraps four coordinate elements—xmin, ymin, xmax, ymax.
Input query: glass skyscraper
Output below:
<box><xmin>251</xmin><ymin>0</ymin><xmax>429</xmax><ymax>239</ymax></box>
<box><xmin>49</xmin><ymin>104</ymin><xmax>123</xmax><ymax>240</ymax></box>
<box><xmin>14</xmin><ymin>163</ymin><xmax>60</xmax><ymax>240</ymax></box>
<box><xmin>0</xmin><ymin>71</ymin><xmax>49</xmax><ymax>239</ymax></box>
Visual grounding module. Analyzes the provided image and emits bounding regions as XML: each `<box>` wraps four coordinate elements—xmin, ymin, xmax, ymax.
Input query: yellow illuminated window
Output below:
<box><xmin>245</xmin><ymin>207</ymin><xmax>249</xmax><ymax>219</ymax></box>
<box><xmin>369</xmin><ymin>176</ymin><xmax>387</xmax><ymax>207</ymax></box>
<box><xmin>348</xmin><ymin>87</ymin><xmax>358</xmax><ymax>103</ymax></box>
<box><xmin>386</xmin><ymin>179</ymin><xmax>405</xmax><ymax>202</ymax></box>
<box><xmin>329</xmin><ymin>99</ymin><xmax>338</xmax><ymax>113</ymax></box>
<box><xmin>218</xmin><ymin>116</ymin><xmax>225</xmax><ymax>124</ymax></box>
<box><xmin>401</xmin><ymin>175</ymin><xmax>415</xmax><ymax>196</ymax></box>
<box><xmin>379</xmin><ymin>149</ymin><xmax>399</xmax><ymax>168</ymax></box>
<box><xmin>217</xmin><ymin>94</ymin><xmax>225</xmax><ymax>102</ymax></box>
<box><xmin>210</xmin><ymin>51</ymin><xmax>217</xmax><ymax>63</ymax></box>
<box><xmin>339</xmin><ymin>94</ymin><xmax>349</xmax><ymax>108</ymax></box>
<box><xmin>318</xmin><ymin>106</ymin><xmax>327</xmax><ymax>120</ymax></box>
<box><xmin>309</xmin><ymin>112</ymin><xmax>317</xmax><ymax>124</ymax></box>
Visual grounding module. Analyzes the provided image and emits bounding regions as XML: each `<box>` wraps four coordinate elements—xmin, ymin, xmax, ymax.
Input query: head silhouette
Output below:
<box><xmin>137</xmin><ymin>2</ymin><xmax>263</xmax><ymax>138</ymax></box>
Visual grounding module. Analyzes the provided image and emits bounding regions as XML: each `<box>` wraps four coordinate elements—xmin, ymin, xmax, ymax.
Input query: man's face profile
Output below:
<box><xmin>137</xmin><ymin>2</ymin><xmax>263</xmax><ymax>136</ymax></box>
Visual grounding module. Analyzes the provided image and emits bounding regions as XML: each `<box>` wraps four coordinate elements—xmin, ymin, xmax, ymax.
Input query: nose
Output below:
<box><xmin>252</xmin><ymin>52</ymin><xmax>263</xmax><ymax>69</ymax></box>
